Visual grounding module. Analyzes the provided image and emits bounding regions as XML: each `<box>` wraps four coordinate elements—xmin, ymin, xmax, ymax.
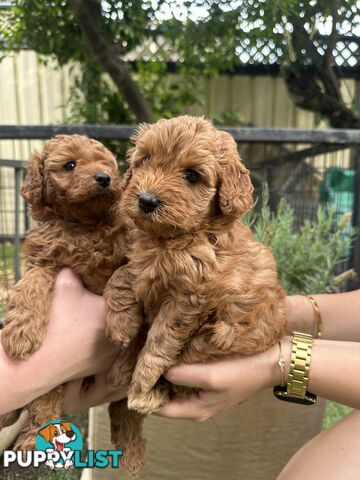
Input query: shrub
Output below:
<box><xmin>245</xmin><ymin>187</ymin><xmax>354</xmax><ymax>295</ymax></box>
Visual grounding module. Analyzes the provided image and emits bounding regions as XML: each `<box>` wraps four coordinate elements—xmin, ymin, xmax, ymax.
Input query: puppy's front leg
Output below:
<box><xmin>109</xmin><ymin>399</ymin><xmax>146</xmax><ymax>476</ymax></box>
<box><xmin>104</xmin><ymin>265</ymin><xmax>143</xmax><ymax>348</ymax></box>
<box><xmin>14</xmin><ymin>386</ymin><xmax>63</xmax><ymax>451</ymax></box>
<box><xmin>1</xmin><ymin>266</ymin><xmax>56</xmax><ymax>359</ymax></box>
<box><xmin>128</xmin><ymin>299</ymin><xmax>201</xmax><ymax>414</ymax></box>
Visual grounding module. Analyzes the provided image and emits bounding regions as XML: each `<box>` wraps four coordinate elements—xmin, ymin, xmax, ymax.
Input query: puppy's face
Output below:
<box><xmin>122</xmin><ymin>116</ymin><xmax>253</xmax><ymax>236</ymax></box>
<box><xmin>38</xmin><ymin>421</ymin><xmax>76</xmax><ymax>451</ymax></box>
<box><xmin>22</xmin><ymin>135</ymin><xmax>121</xmax><ymax>222</ymax></box>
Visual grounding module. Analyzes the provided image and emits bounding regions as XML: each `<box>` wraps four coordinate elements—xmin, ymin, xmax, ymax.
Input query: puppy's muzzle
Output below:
<box><xmin>138</xmin><ymin>192</ymin><xmax>160</xmax><ymax>213</ymax></box>
<box><xmin>94</xmin><ymin>172</ymin><xmax>111</xmax><ymax>188</ymax></box>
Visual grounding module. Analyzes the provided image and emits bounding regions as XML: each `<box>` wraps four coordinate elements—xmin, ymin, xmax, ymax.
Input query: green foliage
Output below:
<box><xmin>1</xmin><ymin>1</ymin><xmax>358</xmax><ymax>121</ymax></box>
<box><xmin>65</xmin><ymin>60</ymin><xmax>200</xmax><ymax>125</ymax></box>
<box><xmin>210</xmin><ymin>110</ymin><xmax>247</xmax><ymax>126</ymax></box>
<box><xmin>0</xmin><ymin>1</ymin><xmax>201</xmax><ymax>123</ymax></box>
<box><xmin>65</xmin><ymin>59</ymin><xmax>200</xmax><ymax>163</ymax></box>
<box><xmin>322</xmin><ymin>401</ymin><xmax>352</xmax><ymax>430</ymax></box>
<box><xmin>246</xmin><ymin>187</ymin><xmax>354</xmax><ymax>294</ymax></box>
<box><xmin>0</xmin><ymin>0</ymin><xmax>157</xmax><ymax>64</ymax></box>
<box><xmin>157</xmin><ymin>0</ymin><xmax>359</xmax><ymax>75</ymax></box>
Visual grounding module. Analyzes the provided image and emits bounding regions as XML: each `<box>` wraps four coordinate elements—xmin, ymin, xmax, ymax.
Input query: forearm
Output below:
<box><xmin>158</xmin><ymin>335</ymin><xmax>360</xmax><ymax>421</ymax></box>
<box><xmin>287</xmin><ymin>290</ymin><xmax>360</xmax><ymax>341</ymax></box>
<box><xmin>279</xmin><ymin>337</ymin><xmax>360</xmax><ymax>410</ymax></box>
<box><xmin>0</xmin><ymin>269</ymin><xmax>122</xmax><ymax>417</ymax></box>
<box><xmin>0</xmin><ymin>342</ymin><xmax>57</xmax><ymax>415</ymax></box>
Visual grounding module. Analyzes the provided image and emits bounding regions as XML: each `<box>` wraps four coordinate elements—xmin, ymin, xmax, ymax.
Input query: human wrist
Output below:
<box><xmin>286</xmin><ymin>295</ymin><xmax>317</xmax><ymax>336</ymax></box>
<box><xmin>259</xmin><ymin>338</ymin><xmax>292</xmax><ymax>389</ymax></box>
<box><xmin>0</xmin><ymin>342</ymin><xmax>56</xmax><ymax>413</ymax></box>
<box><xmin>21</xmin><ymin>349</ymin><xmax>60</xmax><ymax>398</ymax></box>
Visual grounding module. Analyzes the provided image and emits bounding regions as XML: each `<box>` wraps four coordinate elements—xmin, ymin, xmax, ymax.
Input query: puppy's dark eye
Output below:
<box><xmin>64</xmin><ymin>161</ymin><xmax>76</xmax><ymax>171</ymax></box>
<box><xmin>185</xmin><ymin>169</ymin><xmax>199</xmax><ymax>184</ymax></box>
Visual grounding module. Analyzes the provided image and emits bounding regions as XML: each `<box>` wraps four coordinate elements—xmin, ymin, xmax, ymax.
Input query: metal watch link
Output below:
<box><xmin>273</xmin><ymin>332</ymin><xmax>317</xmax><ymax>405</ymax></box>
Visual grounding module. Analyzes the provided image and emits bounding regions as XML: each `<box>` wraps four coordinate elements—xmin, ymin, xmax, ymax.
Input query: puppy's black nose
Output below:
<box><xmin>138</xmin><ymin>192</ymin><xmax>159</xmax><ymax>213</ymax></box>
<box><xmin>94</xmin><ymin>172</ymin><xmax>110</xmax><ymax>188</ymax></box>
<box><xmin>66</xmin><ymin>431</ymin><xmax>74</xmax><ymax>438</ymax></box>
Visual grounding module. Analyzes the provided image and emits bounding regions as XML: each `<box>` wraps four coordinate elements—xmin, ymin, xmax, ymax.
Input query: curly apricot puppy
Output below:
<box><xmin>105</xmin><ymin>115</ymin><xmax>287</xmax><ymax>475</ymax></box>
<box><xmin>0</xmin><ymin>134</ymin><xmax>130</xmax><ymax>449</ymax></box>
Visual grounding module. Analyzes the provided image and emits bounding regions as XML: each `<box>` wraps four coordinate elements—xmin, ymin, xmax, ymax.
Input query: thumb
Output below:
<box><xmin>164</xmin><ymin>363</ymin><xmax>216</xmax><ymax>389</ymax></box>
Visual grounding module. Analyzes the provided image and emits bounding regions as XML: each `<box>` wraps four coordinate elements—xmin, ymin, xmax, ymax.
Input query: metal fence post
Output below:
<box><xmin>266</xmin><ymin>166</ymin><xmax>277</xmax><ymax>213</ymax></box>
<box><xmin>349</xmin><ymin>150</ymin><xmax>360</xmax><ymax>290</ymax></box>
<box><xmin>14</xmin><ymin>167</ymin><xmax>22</xmax><ymax>282</ymax></box>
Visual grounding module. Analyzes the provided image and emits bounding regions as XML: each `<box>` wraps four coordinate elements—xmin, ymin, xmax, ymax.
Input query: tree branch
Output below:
<box><xmin>283</xmin><ymin>11</ymin><xmax>360</xmax><ymax>128</ymax></box>
<box><xmin>290</xmin><ymin>15</ymin><xmax>342</xmax><ymax>103</ymax></box>
<box><xmin>69</xmin><ymin>0</ymin><xmax>154</xmax><ymax>123</ymax></box>
<box><xmin>326</xmin><ymin>0</ymin><xmax>339</xmax><ymax>70</ymax></box>
<box><xmin>283</xmin><ymin>66</ymin><xmax>360</xmax><ymax>129</ymax></box>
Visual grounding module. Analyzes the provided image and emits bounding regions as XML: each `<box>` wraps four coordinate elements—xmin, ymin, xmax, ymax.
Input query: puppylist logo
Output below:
<box><xmin>2</xmin><ymin>420</ymin><xmax>122</xmax><ymax>470</ymax></box>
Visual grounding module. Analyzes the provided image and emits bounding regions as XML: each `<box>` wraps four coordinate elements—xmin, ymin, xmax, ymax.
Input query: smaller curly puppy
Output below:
<box><xmin>105</xmin><ymin>115</ymin><xmax>288</xmax><ymax>475</ymax></box>
<box><xmin>0</xmin><ymin>134</ymin><xmax>129</xmax><ymax>450</ymax></box>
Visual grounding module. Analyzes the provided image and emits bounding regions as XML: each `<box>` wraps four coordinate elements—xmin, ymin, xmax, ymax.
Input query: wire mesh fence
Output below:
<box><xmin>0</xmin><ymin>125</ymin><xmax>359</xmax><ymax>316</ymax></box>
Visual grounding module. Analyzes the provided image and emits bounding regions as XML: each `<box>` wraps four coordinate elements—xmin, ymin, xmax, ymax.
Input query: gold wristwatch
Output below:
<box><xmin>273</xmin><ymin>332</ymin><xmax>317</xmax><ymax>405</ymax></box>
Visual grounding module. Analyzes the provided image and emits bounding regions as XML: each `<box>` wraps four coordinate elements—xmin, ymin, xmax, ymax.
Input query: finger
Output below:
<box><xmin>84</xmin><ymin>372</ymin><xmax>109</xmax><ymax>399</ymax></box>
<box><xmin>164</xmin><ymin>363</ymin><xmax>217</xmax><ymax>389</ymax></box>
<box><xmin>67</xmin><ymin>374</ymin><xmax>109</xmax><ymax>413</ymax></box>
<box><xmin>55</xmin><ymin>267</ymin><xmax>83</xmax><ymax>290</ymax></box>
<box><xmin>64</xmin><ymin>378</ymin><xmax>83</xmax><ymax>397</ymax></box>
<box><xmin>155</xmin><ymin>392</ymin><xmax>206</xmax><ymax>420</ymax></box>
<box><xmin>104</xmin><ymin>387</ymin><xmax>128</xmax><ymax>403</ymax></box>
<box><xmin>62</xmin><ymin>379</ymin><xmax>84</xmax><ymax>414</ymax></box>
<box><xmin>83</xmin><ymin>373</ymin><xmax>126</xmax><ymax>407</ymax></box>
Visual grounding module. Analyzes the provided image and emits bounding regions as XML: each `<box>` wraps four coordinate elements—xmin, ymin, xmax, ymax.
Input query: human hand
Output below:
<box><xmin>62</xmin><ymin>374</ymin><xmax>127</xmax><ymax>414</ymax></box>
<box><xmin>39</xmin><ymin>268</ymin><xmax>122</xmax><ymax>387</ymax></box>
<box><xmin>0</xmin><ymin>268</ymin><xmax>125</xmax><ymax>415</ymax></box>
<box><xmin>156</xmin><ymin>343</ymin><xmax>285</xmax><ymax>422</ymax></box>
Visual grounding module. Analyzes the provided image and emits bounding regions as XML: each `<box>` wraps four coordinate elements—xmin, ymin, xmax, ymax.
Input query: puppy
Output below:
<box><xmin>38</xmin><ymin>421</ymin><xmax>76</xmax><ymax>469</ymax></box>
<box><xmin>0</xmin><ymin>134</ymin><xmax>130</xmax><ymax>450</ymax></box>
<box><xmin>105</xmin><ymin>115</ymin><xmax>288</xmax><ymax>475</ymax></box>
<box><xmin>38</xmin><ymin>421</ymin><xmax>76</xmax><ymax>451</ymax></box>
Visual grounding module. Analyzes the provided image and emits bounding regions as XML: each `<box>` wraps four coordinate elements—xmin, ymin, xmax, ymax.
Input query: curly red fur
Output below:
<box><xmin>0</xmin><ymin>134</ymin><xmax>130</xmax><ymax>449</ymax></box>
<box><xmin>105</xmin><ymin>116</ymin><xmax>287</xmax><ymax>475</ymax></box>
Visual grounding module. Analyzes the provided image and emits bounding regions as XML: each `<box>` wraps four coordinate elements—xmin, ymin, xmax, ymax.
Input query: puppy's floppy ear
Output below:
<box><xmin>123</xmin><ymin>122</ymin><xmax>151</xmax><ymax>189</ymax></box>
<box><xmin>38</xmin><ymin>424</ymin><xmax>54</xmax><ymax>443</ymax></box>
<box><xmin>121</xmin><ymin>165</ymin><xmax>133</xmax><ymax>190</ymax></box>
<box><xmin>217</xmin><ymin>131</ymin><xmax>253</xmax><ymax>217</ymax></box>
<box><xmin>60</xmin><ymin>421</ymin><xmax>72</xmax><ymax>432</ymax></box>
<box><xmin>21</xmin><ymin>148</ymin><xmax>53</xmax><ymax>221</ymax></box>
<box><xmin>130</xmin><ymin>122</ymin><xmax>150</xmax><ymax>144</ymax></box>
<box><xmin>21</xmin><ymin>149</ymin><xmax>45</xmax><ymax>208</ymax></box>
<box><xmin>122</xmin><ymin>146</ymin><xmax>135</xmax><ymax>190</ymax></box>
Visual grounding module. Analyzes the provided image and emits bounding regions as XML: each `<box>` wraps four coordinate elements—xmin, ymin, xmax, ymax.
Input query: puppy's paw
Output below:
<box><xmin>14</xmin><ymin>431</ymin><xmax>37</xmax><ymax>451</ymax></box>
<box><xmin>107</xmin><ymin>363</ymin><xmax>131</xmax><ymax>390</ymax></box>
<box><xmin>0</xmin><ymin>409</ymin><xmax>22</xmax><ymax>431</ymax></box>
<box><xmin>106</xmin><ymin>313</ymin><xmax>140</xmax><ymax>348</ymax></box>
<box><xmin>209</xmin><ymin>321</ymin><xmax>238</xmax><ymax>350</ymax></box>
<box><xmin>127</xmin><ymin>387</ymin><xmax>168</xmax><ymax>414</ymax></box>
<box><xmin>64</xmin><ymin>459</ymin><xmax>74</xmax><ymax>469</ymax></box>
<box><xmin>46</xmin><ymin>460</ymin><xmax>55</xmax><ymax>469</ymax></box>
<box><xmin>120</xmin><ymin>441</ymin><xmax>146</xmax><ymax>478</ymax></box>
<box><xmin>1</xmin><ymin>324</ymin><xmax>41</xmax><ymax>359</ymax></box>
<box><xmin>106</xmin><ymin>325</ymin><xmax>132</xmax><ymax>347</ymax></box>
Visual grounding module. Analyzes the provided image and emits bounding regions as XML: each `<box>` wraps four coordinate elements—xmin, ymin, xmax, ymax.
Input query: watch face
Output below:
<box><xmin>273</xmin><ymin>386</ymin><xmax>318</xmax><ymax>406</ymax></box>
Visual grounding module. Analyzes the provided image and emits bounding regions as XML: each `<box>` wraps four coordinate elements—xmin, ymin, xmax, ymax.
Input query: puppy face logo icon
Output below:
<box><xmin>36</xmin><ymin>420</ymin><xmax>83</xmax><ymax>469</ymax></box>
<box><xmin>3</xmin><ymin>419</ymin><xmax>122</xmax><ymax>469</ymax></box>
<box><xmin>38</xmin><ymin>421</ymin><xmax>76</xmax><ymax>452</ymax></box>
